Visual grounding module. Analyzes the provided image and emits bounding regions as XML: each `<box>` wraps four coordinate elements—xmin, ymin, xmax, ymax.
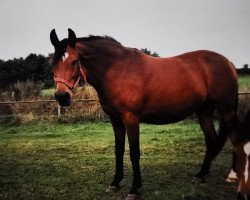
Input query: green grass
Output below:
<box><xmin>41</xmin><ymin>88</ymin><xmax>56</xmax><ymax>98</ymax></box>
<box><xmin>238</xmin><ymin>75</ymin><xmax>250</xmax><ymax>92</ymax></box>
<box><xmin>0</xmin><ymin>121</ymin><xmax>237</xmax><ymax>200</ymax></box>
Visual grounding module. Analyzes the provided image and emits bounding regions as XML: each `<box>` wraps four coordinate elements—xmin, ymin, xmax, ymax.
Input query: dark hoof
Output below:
<box><xmin>125</xmin><ymin>194</ymin><xmax>141</xmax><ymax>200</ymax></box>
<box><xmin>191</xmin><ymin>177</ymin><xmax>206</xmax><ymax>184</ymax></box>
<box><xmin>106</xmin><ymin>185</ymin><xmax>120</xmax><ymax>193</ymax></box>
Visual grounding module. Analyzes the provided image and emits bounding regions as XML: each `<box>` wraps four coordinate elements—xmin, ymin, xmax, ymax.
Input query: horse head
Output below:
<box><xmin>50</xmin><ymin>29</ymin><xmax>85</xmax><ymax>106</ymax></box>
<box><xmin>231</xmin><ymin>110</ymin><xmax>250</xmax><ymax>200</ymax></box>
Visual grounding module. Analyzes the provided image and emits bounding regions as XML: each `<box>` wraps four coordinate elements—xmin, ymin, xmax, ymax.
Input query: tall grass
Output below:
<box><xmin>12</xmin><ymin>80</ymin><xmax>44</xmax><ymax>101</ymax></box>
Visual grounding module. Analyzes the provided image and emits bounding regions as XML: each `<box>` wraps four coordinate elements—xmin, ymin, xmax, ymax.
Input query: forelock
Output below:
<box><xmin>50</xmin><ymin>39</ymin><xmax>68</xmax><ymax>65</ymax></box>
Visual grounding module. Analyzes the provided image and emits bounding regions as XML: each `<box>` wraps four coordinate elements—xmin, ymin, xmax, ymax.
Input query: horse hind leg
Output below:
<box><xmin>195</xmin><ymin>105</ymin><xmax>228</xmax><ymax>181</ymax></box>
<box><xmin>218</xmin><ymin>107</ymin><xmax>239</xmax><ymax>183</ymax></box>
<box><xmin>226</xmin><ymin>152</ymin><xmax>237</xmax><ymax>183</ymax></box>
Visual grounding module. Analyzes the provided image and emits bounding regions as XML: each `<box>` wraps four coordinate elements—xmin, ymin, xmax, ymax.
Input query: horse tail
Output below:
<box><xmin>218</xmin><ymin>61</ymin><xmax>239</xmax><ymax>143</ymax></box>
<box><xmin>234</xmin><ymin>83</ymin><xmax>238</xmax><ymax>114</ymax></box>
<box><xmin>231</xmin><ymin>61</ymin><xmax>238</xmax><ymax>114</ymax></box>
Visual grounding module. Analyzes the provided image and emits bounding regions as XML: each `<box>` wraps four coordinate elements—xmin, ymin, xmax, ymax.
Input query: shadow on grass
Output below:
<box><xmin>0</xmin><ymin>151</ymin><xmax>237</xmax><ymax>200</ymax></box>
<box><xmin>140</xmin><ymin>161</ymin><xmax>237</xmax><ymax>200</ymax></box>
<box><xmin>0</xmin><ymin>115</ymin><xmax>21</xmax><ymax>126</ymax></box>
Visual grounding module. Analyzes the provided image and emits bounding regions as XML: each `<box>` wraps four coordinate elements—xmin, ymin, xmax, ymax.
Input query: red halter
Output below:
<box><xmin>54</xmin><ymin>47</ymin><xmax>87</xmax><ymax>90</ymax></box>
<box><xmin>54</xmin><ymin>65</ymin><xmax>87</xmax><ymax>90</ymax></box>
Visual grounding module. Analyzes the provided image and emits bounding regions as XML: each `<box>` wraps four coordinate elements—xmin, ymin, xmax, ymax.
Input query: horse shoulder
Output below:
<box><xmin>104</xmin><ymin>61</ymin><xmax>146</xmax><ymax>114</ymax></box>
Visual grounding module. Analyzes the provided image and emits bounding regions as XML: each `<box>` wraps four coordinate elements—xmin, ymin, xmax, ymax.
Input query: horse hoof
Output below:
<box><xmin>106</xmin><ymin>185</ymin><xmax>120</xmax><ymax>193</ymax></box>
<box><xmin>226</xmin><ymin>177</ymin><xmax>238</xmax><ymax>183</ymax></box>
<box><xmin>226</xmin><ymin>169</ymin><xmax>238</xmax><ymax>183</ymax></box>
<box><xmin>125</xmin><ymin>194</ymin><xmax>141</xmax><ymax>200</ymax></box>
<box><xmin>191</xmin><ymin>177</ymin><xmax>206</xmax><ymax>184</ymax></box>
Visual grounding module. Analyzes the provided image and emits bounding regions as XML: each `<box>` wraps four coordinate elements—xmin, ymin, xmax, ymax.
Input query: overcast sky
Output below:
<box><xmin>0</xmin><ymin>0</ymin><xmax>249</xmax><ymax>68</ymax></box>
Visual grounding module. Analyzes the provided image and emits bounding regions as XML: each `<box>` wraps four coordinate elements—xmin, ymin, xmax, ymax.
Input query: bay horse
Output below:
<box><xmin>50</xmin><ymin>29</ymin><xmax>238</xmax><ymax>200</ymax></box>
<box><xmin>231</xmin><ymin>110</ymin><xmax>250</xmax><ymax>200</ymax></box>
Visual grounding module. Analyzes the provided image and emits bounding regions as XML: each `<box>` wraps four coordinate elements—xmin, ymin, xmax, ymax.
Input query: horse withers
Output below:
<box><xmin>231</xmin><ymin>111</ymin><xmax>250</xmax><ymax>200</ymax></box>
<box><xmin>50</xmin><ymin>29</ymin><xmax>238</xmax><ymax>200</ymax></box>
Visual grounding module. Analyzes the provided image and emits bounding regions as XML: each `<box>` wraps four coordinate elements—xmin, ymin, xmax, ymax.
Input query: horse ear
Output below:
<box><xmin>68</xmin><ymin>28</ymin><xmax>76</xmax><ymax>48</ymax></box>
<box><xmin>50</xmin><ymin>29</ymin><xmax>60</xmax><ymax>48</ymax></box>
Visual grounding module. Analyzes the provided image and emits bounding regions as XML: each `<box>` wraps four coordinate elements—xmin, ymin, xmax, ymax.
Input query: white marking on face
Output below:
<box><xmin>243</xmin><ymin>142</ymin><xmax>250</xmax><ymax>183</ymax></box>
<box><xmin>62</xmin><ymin>52</ymin><xmax>69</xmax><ymax>63</ymax></box>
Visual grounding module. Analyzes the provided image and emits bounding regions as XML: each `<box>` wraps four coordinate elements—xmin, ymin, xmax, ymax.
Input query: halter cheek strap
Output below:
<box><xmin>54</xmin><ymin>66</ymin><xmax>87</xmax><ymax>90</ymax></box>
<box><xmin>79</xmin><ymin>66</ymin><xmax>87</xmax><ymax>83</ymax></box>
<box><xmin>54</xmin><ymin>46</ymin><xmax>87</xmax><ymax>90</ymax></box>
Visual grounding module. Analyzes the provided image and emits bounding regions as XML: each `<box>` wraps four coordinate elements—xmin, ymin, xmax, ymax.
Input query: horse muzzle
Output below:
<box><xmin>55</xmin><ymin>92</ymin><xmax>71</xmax><ymax>107</ymax></box>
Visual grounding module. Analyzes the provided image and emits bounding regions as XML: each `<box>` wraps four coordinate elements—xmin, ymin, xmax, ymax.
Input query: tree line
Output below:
<box><xmin>0</xmin><ymin>54</ymin><xmax>53</xmax><ymax>91</ymax></box>
<box><xmin>0</xmin><ymin>51</ymin><xmax>249</xmax><ymax>91</ymax></box>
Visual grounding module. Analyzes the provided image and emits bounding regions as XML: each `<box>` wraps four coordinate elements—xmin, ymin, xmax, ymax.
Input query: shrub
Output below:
<box><xmin>12</xmin><ymin>80</ymin><xmax>44</xmax><ymax>101</ymax></box>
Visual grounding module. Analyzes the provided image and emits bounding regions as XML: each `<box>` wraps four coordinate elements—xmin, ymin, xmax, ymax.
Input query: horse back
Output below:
<box><xmin>104</xmin><ymin>50</ymin><xmax>237</xmax><ymax>123</ymax></box>
<box><xmin>143</xmin><ymin>50</ymin><xmax>237</xmax><ymax>102</ymax></box>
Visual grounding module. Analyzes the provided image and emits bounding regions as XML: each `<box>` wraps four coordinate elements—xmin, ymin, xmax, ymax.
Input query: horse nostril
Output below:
<box><xmin>54</xmin><ymin>92</ymin><xmax>71</xmax><ymax>106</ymax></box>
<box><xmin>55</xmin><ymin>92</ymin><xmax>68</xmax><ymax>99</ymax></box>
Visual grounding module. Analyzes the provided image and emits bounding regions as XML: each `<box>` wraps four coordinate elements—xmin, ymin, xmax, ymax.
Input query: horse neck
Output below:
<box><xmin>78</xmin><ymin>41</ymin><xmax>124</xmax><ymax>92</ymax></box>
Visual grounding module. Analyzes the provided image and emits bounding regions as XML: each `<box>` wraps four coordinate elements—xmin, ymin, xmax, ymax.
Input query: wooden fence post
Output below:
<box><xmin>57</xmin><ymin>104</ymin><xmax>61</xmax><ymax>117</ymax></box>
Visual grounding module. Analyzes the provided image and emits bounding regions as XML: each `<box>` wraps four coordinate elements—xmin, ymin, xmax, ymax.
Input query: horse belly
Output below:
<box><xmin>140</xmin><ymin>94</ymin><xmax>204</xmax><ymax>124</ymax></box>
<box><xmin>140</xmin><ymin>110</ymin><xmax>193</xmax><ymax>124</ymax></box>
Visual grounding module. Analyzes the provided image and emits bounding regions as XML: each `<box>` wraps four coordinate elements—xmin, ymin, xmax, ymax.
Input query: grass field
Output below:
<box><xmin>238</xmin><ymin>75</ymin><xmax>250</xmax><ymax>92</ymax></box>
<box><xmin>2</xmin><ymin>75</ymin><xmax>249</xmax><ymax>199</ymax></box>
<box><xmin>0</xmin><ymin>121</ymin><xmax>238</xmax><ymax>200</ymax></box>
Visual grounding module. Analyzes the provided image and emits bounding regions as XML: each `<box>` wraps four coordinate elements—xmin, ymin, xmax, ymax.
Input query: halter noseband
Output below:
<box><xmin>54</xmin><ymin>50</ymin><xmax>87</xmax><ymax>90</ymax></box>
<box><xmin>54</xmin><ymin>65</ymin><xmax>86</xmax><ymax>89</ymax></box>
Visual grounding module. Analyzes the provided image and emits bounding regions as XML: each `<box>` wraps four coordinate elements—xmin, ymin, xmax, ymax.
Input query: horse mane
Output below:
<box><xmin>50</xmin><ymin>35</ymin><xmax>123</xmax><ymax>66</ymax></box>
<box><xmin>78</xmin><ymin>35</ymin><xmax>122</xmax><ymax>46</ymax></box>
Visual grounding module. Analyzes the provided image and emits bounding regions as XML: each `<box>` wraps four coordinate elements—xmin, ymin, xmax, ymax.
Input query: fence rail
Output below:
<box><xmin>0</xmin><ymin>99</ymin><xmax>99</xmax><ymax>104</ymax></box>
<box><xmin>238</xmin><ymin>92</ymin><xmax>250</xmax><ymax>95</ymax></box>
<box><xmin>1</xmin><ymin>92</ymin><xmax>249</xmax><ymax>104</ymax></box>
<box><xmin>0</xmin><ymin>98</ymin><xmax>101</xmax><ymax>118</ymax></box>
<box><xmin>0</xmin><ymin>93</ymin><xmax>249</xmax><ymax>118</ymax></box>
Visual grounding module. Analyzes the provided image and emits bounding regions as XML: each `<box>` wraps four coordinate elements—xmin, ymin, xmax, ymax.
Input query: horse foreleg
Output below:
<box><xmin>106</xmin><ymin>117</ymin><xmax>126</xmax><ymax>192</ymax></box>
<box><xmin>123</xmin><ymin>113</ymin><xmax>142</xmax><ymax>199</ymax></box>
